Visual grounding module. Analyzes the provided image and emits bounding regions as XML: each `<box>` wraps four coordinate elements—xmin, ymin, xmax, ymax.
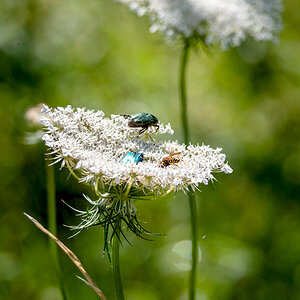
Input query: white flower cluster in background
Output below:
<box><xmin>118</xmin><ymin>0</ymin><xmax>283</xmax><ymax>48</ymax></box>
<box><xmin>41</xmin><ymin>105</ymin><xmax>232</xmax><ymax>194</ymax></box>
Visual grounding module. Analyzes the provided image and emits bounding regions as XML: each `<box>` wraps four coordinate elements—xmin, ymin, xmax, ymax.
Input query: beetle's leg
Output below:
<box><xmin>137</xmin><ymin>126</ymin><xmax>147</xmax><ymax>138</ymax></box>
<box><xmin>138</xmin><ymin>126</ymin><xmax>148</xmax><ymax>136</ymax></box>
<box><xmin>154</xmin><ymin>124</ymin><xmax>159</xmax><ymax>133</ymax></box>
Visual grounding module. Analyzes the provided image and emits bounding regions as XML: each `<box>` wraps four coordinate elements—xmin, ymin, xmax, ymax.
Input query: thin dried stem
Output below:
<box><xmin>24</xmin><ymin>213</ymin><xmax>107</xmax><ymax>300</ymax></box>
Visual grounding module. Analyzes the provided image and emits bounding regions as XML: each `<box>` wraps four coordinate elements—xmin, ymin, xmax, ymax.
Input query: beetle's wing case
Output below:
<box><xmin>133</xmin><ymin>152</ymin><xmax>144</xmax><ymax>164</ymax></box>
<box><xmin>130</xmin><ymin>113</ymin><xmax>158</xmax><ymax>126</ymax></box>
<box><xmin>130</xmin><ymin>113</ymin><xmax>147</xmax><ymax>124</ymax></box>
<box><xmin>120</xmin><ymin>152</ymin><xmax>143</xmax><ymax>164</ymax></box>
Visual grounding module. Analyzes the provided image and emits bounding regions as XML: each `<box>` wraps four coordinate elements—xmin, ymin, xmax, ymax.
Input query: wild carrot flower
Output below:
<box><xmin>118</xmin><ymin>0</ymin><xmax>283</xmax><ymax>48</ymax></box>
<box><xmin>41</xmin><ymin>105</ymin><xmax>232</xmax><ymax>247</ymax></box>
<box><xmin>113</xmin><ymin>2</ymin><xmax>279</xmax><ymax>297</ymax></box>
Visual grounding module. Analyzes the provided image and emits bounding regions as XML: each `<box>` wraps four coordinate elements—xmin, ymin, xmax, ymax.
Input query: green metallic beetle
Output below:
<box><xmin>120</xmin><ymin>152</ymin><xmax>144</xmax><ymax>164</ymax></box>
<box><xmin>123</xmin><ymin>113</ymin><xmax>159</xmax><ymax>135</ymax></box>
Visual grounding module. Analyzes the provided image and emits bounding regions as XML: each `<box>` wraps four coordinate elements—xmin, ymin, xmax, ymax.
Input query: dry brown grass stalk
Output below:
<box><xmin>24</xmin><ymin>212</ymin><xmax>107</xmax><ymax>300</ymax></box>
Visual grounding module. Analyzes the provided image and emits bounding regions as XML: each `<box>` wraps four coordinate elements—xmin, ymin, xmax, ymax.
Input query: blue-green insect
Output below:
<box><xmin>123</xmin><ymin>113</ymin><xmax>159</xmax><ymax>135</ymax></box>
<box><xmin>120</xmin><ymin>152</ymin><xmax>144</xmax><ymax>164</ymax></box>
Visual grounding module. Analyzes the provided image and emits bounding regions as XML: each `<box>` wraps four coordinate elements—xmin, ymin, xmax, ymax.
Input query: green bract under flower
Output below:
<box><xmin>41</xmin><ymin>105</ymin><xmax>232</xmax><ymax>248</ymax></box>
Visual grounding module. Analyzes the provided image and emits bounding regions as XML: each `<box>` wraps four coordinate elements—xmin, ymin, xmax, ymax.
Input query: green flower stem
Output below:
<box><xmin>179</xmin><ymin>39</ymin><xmax>198</xmax><ymax>300</ymax></box>
<box><xmin>188</xmin><ymin>188</ymin><xmax>198</xmax><ymax>300</ymax></box>
<box><xmin>46</xmin><ymin>164</ymin><xmax>68</xmax><ymax>300</ymax></box>
<box><xmin>180</xmin><ymin>39</ymin><xmax>191</xmax><ymax>145</ymax></box>
<box><xmin>112</xmin><ymin>222</ymin><xmax>125</xmax><ymax>300</ymax></box>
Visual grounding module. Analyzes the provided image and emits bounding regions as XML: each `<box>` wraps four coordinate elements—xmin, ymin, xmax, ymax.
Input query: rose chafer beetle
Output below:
<box><xmin>123</xmin><ymin>113</ymin><xmax>159</xmax><ymax>135</ymax></box>
<box><xmin>120</xmin><ymin>152</ymin><xmax>144</xmax><ymax>164</ymax></box>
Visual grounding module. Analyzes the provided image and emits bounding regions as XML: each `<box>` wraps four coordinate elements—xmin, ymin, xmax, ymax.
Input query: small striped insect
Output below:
<box><xmin>120</xmin><ymin>152</ymin><xmax>144</xmax><ymax>165</ymax></box>
<box><xmin>159</xmin><ymin>152</ymin><xmax>185</xmax><ymax>168</ymax></box>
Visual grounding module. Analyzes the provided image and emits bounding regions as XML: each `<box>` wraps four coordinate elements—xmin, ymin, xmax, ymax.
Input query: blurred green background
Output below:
<box><xmin>1</xmin><ymin>0</ymin><xmax>300</xmax><ymax>299</ymax></box>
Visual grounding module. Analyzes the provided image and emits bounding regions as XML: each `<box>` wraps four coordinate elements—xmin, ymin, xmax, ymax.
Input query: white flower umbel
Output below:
<box><xmin>41</xmin><ymin>105</ymin><xmax>232</xmax><ymax>247</ymax></box>
<box><xmin>118</xmin><ymin>0</ymin><xmax>283</xmax><ymax>48</ymax></box>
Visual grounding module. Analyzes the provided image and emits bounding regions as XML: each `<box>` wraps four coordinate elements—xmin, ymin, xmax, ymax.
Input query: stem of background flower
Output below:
<box><xmin>46</xmin><ymin>164</ymin><xmax>68</xmax><ymax>300</ymax></box>
<box><xmin>188</xmin><ymin>187</ymin><xmax>198</xmax><ymax>300</ymax></box>
<box><xmin>112</xmin><ymin>222</ymin><xmax>125</xmax><ymax>300</ymax></box>
<box><xmin>180</xmin><ymin>39</ymin><xmax>198</xmax><ymax>300</ymax></box>
<box><xmin>180</xmin><ymin>39</ymin><xmax>190</xmax><ymax>145</ymax></box>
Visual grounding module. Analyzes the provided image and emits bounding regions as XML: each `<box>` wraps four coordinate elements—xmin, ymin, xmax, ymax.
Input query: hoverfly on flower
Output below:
<box><xmin>159</xmin><ymin>152</ymin><xmax>185</xmax><ymax>168</ymax></box>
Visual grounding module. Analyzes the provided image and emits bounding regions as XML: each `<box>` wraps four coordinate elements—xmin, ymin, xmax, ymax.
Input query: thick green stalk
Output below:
<box><xmin>179</xmin><ymin>39</ymin><xmax>198</xmax><ymax>300</ymax></box>
<box><xmin>46</xmin><ymin>164</ymin><xmax>68</xmax><ymax>300</ymax></box>
<box><xmin>112</xmin><ymin>223</ymin><xmax>125</xmax><ymax>300</ymax></box>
